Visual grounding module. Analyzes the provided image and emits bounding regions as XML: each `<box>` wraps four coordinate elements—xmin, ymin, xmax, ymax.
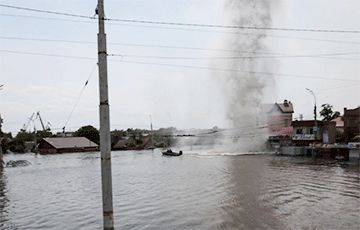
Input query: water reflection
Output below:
<box><xmin>219</xmin><ymin>156</ymin><xmax>284</xmax><ymax>229</ymax></box>
<box><xmin>0</xmin><ymin>152</ymin><xmax>359</xmax><ymax>229</ymax></box>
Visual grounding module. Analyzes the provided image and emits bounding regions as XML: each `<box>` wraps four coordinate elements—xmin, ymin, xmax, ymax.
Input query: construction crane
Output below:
<box><xmin>21</xmin><ymin>112</ymin><xmax>51</xmax><ymax>132</ymax></box>
<box><xmin>46</xmin><ymin>121</ymin><xmax>52</xmax><ymax>130</ymax></box>
<box><xmin>22</xmin><ymin>113</ymin><xmax>35</xmax><ymax>132</ymax></box>
<box><xmin>36</xmin><ymin>112</ymin><xmax>46</xmax><ymax>131</ymax></box>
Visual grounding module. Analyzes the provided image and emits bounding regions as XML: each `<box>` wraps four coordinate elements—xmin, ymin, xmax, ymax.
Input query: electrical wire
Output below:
<box><xmin>0</xmin><ymin>12</ymin><xmax>94</xmax><ymax>24</ymax></box>
<box><xmin>2</xmin><ymin>13</ymin><xmax>360</xmax><ymax>46</ymax></box>
<box><xmin>62</xmin><ymin>64</ymin><xmax>97</xmax><ymax>131</ymax></box>
<box><xmin>113</xmin><ymin>59</ymin><xmax>360</xmax><ymax>82</ymax></box>
<box><xmin>108</xmin><ymin>52</ymin><xmax>360</xmax><ymax>60</ymax></box>
<box><xmin>2</xmin><ymin>36</ymin><xmax>359</xmax><ymax>60</ymax></box>
<box><xmin>316</xmin><ymin>84</ymin><xmax>360</xmax><ymax>94</ymax></box>
<box><xmin>0</xmin><ymin>36</ymin><xmax>282</xmax><ymax>55</ymax></box>
<box><xmin>106</xmin><ymin>18</ymin><xmax>360</xmax><ymax>34</ymax></box>
<box><xmin>1</xmin><ymin>49</ymin><xmax>359</xmax><ymax>82</ymax></box>
<box><xmin>0</xmin><ymin>4</ymin><xmax>93</xmax><ymax>19</ymax></box>
<box><xmin>1</xmin><ymin>4</ymin><xmax>360</xmax><ymax>34</ymax></box>
<box><xmin>0</xmin><ymin>49</ymin><xmax>96</xmax><ymax>60</ymax></box>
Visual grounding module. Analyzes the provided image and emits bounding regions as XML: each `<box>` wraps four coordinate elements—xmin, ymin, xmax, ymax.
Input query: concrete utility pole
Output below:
<box><xmin>0</xmin><ymin>114</ymin><xmax>3</xmax><ymax>169</ymax></box>
<box><xmin>97</xmin><ymin>1</ymin><xmax>114</xmax><ymax>229</ymax></box>
<box><xmin>0</xmin><ymin>89</ymin><xmax>3</xmax><ymax>168</ymax></box>
<box><xmin>0</xmin><ymin>137</ymin><xmax>3</xmax><ymax>170</ymax></box>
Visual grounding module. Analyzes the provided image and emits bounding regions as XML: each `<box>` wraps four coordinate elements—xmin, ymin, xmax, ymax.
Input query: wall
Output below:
<box><xmin>38</xmin><ymin>140</ymin><xmax>57</xmax><ymax>154</ymax></box>
<box><xmin>344</xmin><ymin>107</ymin><xmax>360</xmax><ymax>142</ymax></box>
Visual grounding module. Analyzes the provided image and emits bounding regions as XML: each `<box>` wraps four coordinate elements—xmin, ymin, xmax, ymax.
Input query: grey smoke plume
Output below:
<box><xmin>219</xmin><ymin>0</ymin><xmax>274</xmax><ymax>151</ymax></box>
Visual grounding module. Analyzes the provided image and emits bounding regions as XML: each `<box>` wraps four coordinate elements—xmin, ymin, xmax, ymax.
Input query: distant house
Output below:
<box><xmin>38</xmin><ymin>137</ymin><xmax>98</xmax><ymax>154</ymax></box>
<box><xmin>112</xmin><ymin>135</ymin><xmax>153</xmax><ymax>151</ymax></box>
<box><xmin>343</xmin><ymin>107</ymin><xmax>360</xmax><ymax>142</ymax></box>
<box><xmin>112</xmin><ymin>137</ymin><xmax>133</xmax><ymax>150</ymax></box>
<box><xmin>291</xmin><ymin>120</ymin><xmax>336</xmax><ymax>146</ymax></box>
<box><xmin>331</xmin><ymin>116</ymin><xmax>344</xmax><ymax>132</ymax></box>
<box><xmin>331</xmin><ymin>116</ymin><xmax>344</xmax><ymax>142</ymax></box>
<box><xmin>263</xmin><ymin>100</ymin><xmax>294</xmax><ymax>137</ymax></box>
<box><xmin>56</xmin><ymin>131</ymin><xmax>74</xmax><ymax>137</ymax></box>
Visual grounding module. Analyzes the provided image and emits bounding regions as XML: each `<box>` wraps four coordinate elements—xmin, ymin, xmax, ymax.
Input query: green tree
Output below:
<box><xmin>15</xmin><ymin>130</ymin><xmax>36</xmax><ymax>142</ymax></box>
<box><xmin>320</xmin><ymin>104</ymin><xmax>340</xmax><ymax>121</ymax></box>
<box><xmin>74</xmin><ymin>125</ymin><xmax>100</xmax><ymax>144</ymax></box>
<box><xmin>35</xmin><ymin>130</ymin><xmax>53</xmax><ymax>140</ymax></box>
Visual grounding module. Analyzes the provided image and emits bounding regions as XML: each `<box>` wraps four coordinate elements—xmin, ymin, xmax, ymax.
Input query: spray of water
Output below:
<box><xmin>217</xmin><ymin>0</ymin><xmax>274</xmax><ymax>151</ymax></box>
<box><xmin>175</xmin><ymin>0</ymin><xmax>275</xmax><ymax>153</ymax></box>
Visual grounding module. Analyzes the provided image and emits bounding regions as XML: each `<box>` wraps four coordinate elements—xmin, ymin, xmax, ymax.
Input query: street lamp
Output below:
<box><xmin>305</xmin><ymin>88</ymin><xmax>318</xmax><ymax>140</ymax></box>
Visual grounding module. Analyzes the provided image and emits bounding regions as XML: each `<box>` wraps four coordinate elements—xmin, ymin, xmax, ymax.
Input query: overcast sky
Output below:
<box><xmin>0</xmin><ymin>0</ymin><xmax>359</xmax><ymax>134</ymax></box>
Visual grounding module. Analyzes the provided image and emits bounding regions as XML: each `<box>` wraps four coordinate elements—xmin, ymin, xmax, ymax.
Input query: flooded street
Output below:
<box><xmin>0</xmin><ymin>150</ymin><xmax>359</xmax><ymax>229</ymax></box>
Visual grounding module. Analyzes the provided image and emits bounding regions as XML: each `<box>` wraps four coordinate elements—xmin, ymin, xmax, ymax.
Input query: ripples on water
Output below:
<box><xmin>0</xmin><ymin>150</ymin><xmax>359</xmax><ymax>229</ymax></box>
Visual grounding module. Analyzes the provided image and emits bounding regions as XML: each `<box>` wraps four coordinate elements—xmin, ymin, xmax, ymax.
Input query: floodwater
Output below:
<box><xmin>0</xmin><ymin>150</ymin><xmax>359</xmax><ymax>229</ymax></box>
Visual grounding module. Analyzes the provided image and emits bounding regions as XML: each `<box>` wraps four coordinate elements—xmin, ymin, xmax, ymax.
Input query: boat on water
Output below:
<box><xmin>162</xmin><ymin>149</ymin><xmax>183</xmax><ymax>156</ymax></box>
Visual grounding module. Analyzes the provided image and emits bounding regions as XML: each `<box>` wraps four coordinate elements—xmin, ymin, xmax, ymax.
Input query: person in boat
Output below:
<box><xmin>167</xmin><ymin>149</ymin><xmax>172</xmax><ymax>153</ymax></box>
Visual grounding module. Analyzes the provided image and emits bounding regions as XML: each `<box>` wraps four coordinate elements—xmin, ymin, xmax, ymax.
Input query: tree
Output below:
<box><xmin>74</xmin><ymin>125</ymin><xmax>100</xmax><ymax>144</ymax></box>
<box><xmin>35</xmin><ymin>130</ymin><xmax>53</xmax><ymax>140</ymax></box>
<box><xmin>15</xmin><ymin>130</ymin><xmax>36</xmax><ymax>142</ymax></box>
<box><xmin>320</xmin><ymin>104</ymin><xmax>340</xmax><ymax>121</ymax></box>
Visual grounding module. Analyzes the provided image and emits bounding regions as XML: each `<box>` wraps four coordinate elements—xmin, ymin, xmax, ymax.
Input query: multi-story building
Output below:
<box><xmin>264</xmin><ymin>100</ymin><xmax>294</xmax><ymax>137</ymax></box>
<box><xmin>291</xmin><ymin>120</ymin><xmax>336</xmax><ymax>146</ymax></box>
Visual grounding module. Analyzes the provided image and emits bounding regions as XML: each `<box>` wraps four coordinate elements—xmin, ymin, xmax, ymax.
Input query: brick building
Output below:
<box><xmin>343</xmin><ymin>107</ymin><xmax>360</xmax><ymax>142</ymax></box>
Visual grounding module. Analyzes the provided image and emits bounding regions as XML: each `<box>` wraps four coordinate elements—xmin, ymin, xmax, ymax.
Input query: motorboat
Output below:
<box><xmin>162</xmin><ymin>149</ymin><xmax>183</xmax><ymax>156</ymax></box>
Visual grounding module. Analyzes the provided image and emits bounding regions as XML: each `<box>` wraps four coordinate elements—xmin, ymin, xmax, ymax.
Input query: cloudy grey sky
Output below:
<box><xmin>0</xmin><ymin>0</ymin><xmax>359</xmax><ymax>134</ymax></box>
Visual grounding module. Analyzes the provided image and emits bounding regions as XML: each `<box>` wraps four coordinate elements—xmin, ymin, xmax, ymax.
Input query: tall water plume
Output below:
<box><xmin>218</xmin><ymin>0</ymin><xmax>274</xmax><ymax>151</ymax></box>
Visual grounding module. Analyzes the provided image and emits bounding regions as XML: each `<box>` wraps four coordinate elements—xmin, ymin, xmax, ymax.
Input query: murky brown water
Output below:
<box><xmin>0</xmin><ymin>150</ymin><xmax>359</xmax><ymax>229</ymax></box>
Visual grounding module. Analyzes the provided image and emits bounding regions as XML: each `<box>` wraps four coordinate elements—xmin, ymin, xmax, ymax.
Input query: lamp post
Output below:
<box><xmin>305</xmin><ymin>88</ymin><xmax>318</xmax><ymax>140</ymax></box>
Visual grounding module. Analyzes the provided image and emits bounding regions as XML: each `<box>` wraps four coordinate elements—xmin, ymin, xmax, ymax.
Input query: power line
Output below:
<box><xmin>0</xmin><ymin>4</ymin><xmax>93</xmax><ymax>19</ymax></box>
<box><xmin>0</xmin><ymin>12</ymin><xmax>94</xmax><ymax>24</ymax></box>
<box><xmin>1</xmin><ymin>36</ymin><xmax>359</xmax><ymax>60</ymax></box>
<box><xmin>2</xmin><ymin>13</ymin><xmax>360</xmax><ymax>46</ymax></box>
<box><xmin>106</xmin><ymin>18</ymin><xmax>360</xmax><ymax>34</ymax></box>
<box><xmin>1</xmin><ymin>4</ymin><xmax>360</xmax><ymax>34</ymax></box>
<box><xmin>109</xmin><ymin>22</ymin><xmax>360</xmax><ymax>45</ymax></box>
<box><xmin>0</xmin><ymin>49</ymin><xmax>96</xmax><ymax>60</ymax></box>
<box><xmin>0</xmin><ymin>36</ymin><xmax>279</xmax><ymax>55</ymax></box>
<box><xmin>1</xmin><ymin>49</ymin><xmax>359</xmax><ymax>82</ymax></box>
<box><xmin>317</xmin><ymin>84</ymin><xmax>360</xmax><ymax>93</ymax></box>
<box><xmin>63</xmin><ymin>64</ymin><xmax>97</xmax><ymax>130</ymax></box>
<box><xmin>108</xmin><ymin>52</ymin><xmax>360</xmax><ymax>60</ymax></box>
<box><xmin>113</xmin><ymin>60</ymin><xmax>360</xmax><ymax>82</ymax></box>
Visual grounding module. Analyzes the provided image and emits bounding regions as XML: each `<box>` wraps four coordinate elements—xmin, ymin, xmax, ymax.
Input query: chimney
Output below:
<box><xmin>284</xmin><ymin>99</ymin><xmax>288</xmax><ymax>107</ymax></box>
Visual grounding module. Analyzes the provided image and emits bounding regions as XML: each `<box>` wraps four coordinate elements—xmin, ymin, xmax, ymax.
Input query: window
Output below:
<box><xmin>309</xmin><ymin>128</ymin><xmax>314</xmax><ymax>134</ymax></box>
<box><xmin>296</xmin><ymin>128</ymin><xmax>303</xmax><ymax>134</ymax></box>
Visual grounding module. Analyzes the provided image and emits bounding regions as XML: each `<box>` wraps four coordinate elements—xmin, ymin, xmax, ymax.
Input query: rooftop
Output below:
<box><xmin>331</xmin><ymin>116</ymin><xmax>344</xmax><ymax>127</ymax></box>
<box><xmin>276</xmin><ymin>100</ymin><xmax>294</xmax><ymax>113</ymax></box>
<box><xmin>42</xmin><ymin>137</ymin><xmax>98</xmax><ymax>149</ymax></box>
